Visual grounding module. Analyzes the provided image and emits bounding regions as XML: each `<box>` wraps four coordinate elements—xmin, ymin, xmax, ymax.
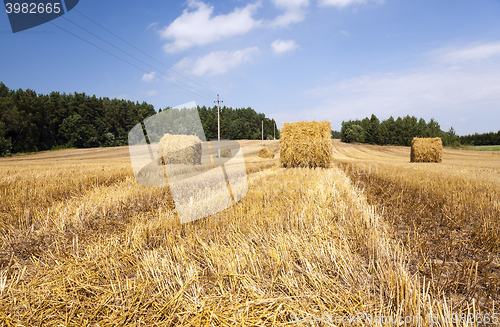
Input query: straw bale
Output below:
<box><xmin>258</xmin><ymin>147</ymin><xmax>275</xmax><ymax>158</ymax></box>
<box><xmin>157</xmin><ymin>133</ymin><xmax>202</xmax><ymax>165</ymax></box>
<box><xmin>280</xmin><ymin>121</ymin><xmax>332</xmax><ymax>168</ymax></box>
<box><xmin>220</xmin><ymin>147</ymin><xmax>232</xmax><ymax>158</ymax></box>
<box><xmin>410</xmin><ymin>137</ymin><xmax>442</xmax><ymax>163</ymax></box>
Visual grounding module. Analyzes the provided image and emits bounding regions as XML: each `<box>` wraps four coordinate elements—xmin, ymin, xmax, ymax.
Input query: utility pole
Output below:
<box><xmin>273</xmin><ymin>120</ymin><xmax>275</xmax><ymax>140</ymax></box>
<box><xmin>214</xmin><ymin>94</ymin><xmax>223</xmax><ymax>158</ymax></box>
<box><xmin>262</xmin><ymin>119</ymin><xmax>264</xmax><ymax>146</ymax></box>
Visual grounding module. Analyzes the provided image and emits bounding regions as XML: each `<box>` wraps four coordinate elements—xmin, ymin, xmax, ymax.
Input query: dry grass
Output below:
<box><xmin>280</xmin><ymin>121</ymin><xmax>332</xmax><ymax>168</ymax></box>
<box><xmin>411</xmin><ymin>137</ymin><xmax>443</xmax><ymax>163</ymax></box>
<box><xmin>258</xmin><ymin>147</ymin><xmax>274</xmax><ymax>159</ymax></box>
<box><xmin>0</xmin><ymin>140</ymin><xmax>495</xmax><ymax>325</ymax></box>
<box><xmin>332</xmin><ymin>139</ymin><xmax>500</xmax><ymax>314</ymax></box>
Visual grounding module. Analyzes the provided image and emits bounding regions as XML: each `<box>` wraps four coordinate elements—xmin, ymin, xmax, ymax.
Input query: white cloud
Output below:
<box><xmin>319</xmin><ymin>0</ymin><xmax>384</xmax><ymax>8</ymax></box>
<box><xmin>147</xmin><ymin>22</ymin><xmax>159</xmax><ymax>29</ymax></box>
<box><xmin>271</xmin><ymin>39</ymin><xmax>298</xmax><ymax>54</ymax></box>
<box><xmin>269</xmin><ymin>0</ymin><xmax>309</xmax><ymax>27</ymax></box>
<box><xmin>273</xmin><ymin>0</ymin><xmax>309</xmax><ymax>8</ymax></box>
<box><xmin>430</xmin><ymin>41</ymin><xmax>500</xmax><ymax>64</ymax></box>
<box><xmin>158</xmin><ymin>0</ymin><xmax>309</xmax><ymax>52</ymax></box>
<box><xmin>339</xmin><ymin>30</ymin><xmax>351</xmax><ymax>36</ymax></box>
<box><xmin>141</xmin><ymin>72</ymin><xmax>157</xmax><ymax>82</ymax></box>
<box><xmin>303</xmin><ymin>42</ymin><xmax>500</xmax><ymax>135</ymax></box>
<box><xmin>175</xmin><ymin>47</ymin><xmax>260</xmax><ymax>76</ymax></box>
<box><xmin>309</xmin><ymin>69</ymin><xmax>500</xmax><ymax>116</ymax></box>
<box><xmin>159</xmin><ymin>0</ymin><xmax>262</xmax><ymax>53</ymax></box>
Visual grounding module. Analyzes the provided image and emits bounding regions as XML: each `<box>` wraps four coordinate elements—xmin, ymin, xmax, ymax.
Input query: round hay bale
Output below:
<box><xmin>258</xmin><ymin>147</ymin><xmax>275</xmax><ymax>158</ymax></box>
<box><xmin>220</xmin><ymin>147</ymin><xmax>232</xmax><ymax>158</ymax></box>
<box><xmin>279</xmin><ymin>121</ymin><xmax>332</xmax><ymax>168</ymax></box>
<box><xmin>410</xmin><ymin>137</ymin><xmax>442</xmax><ymax>163</ymax></box>
<box><xmin>157</xmin><ymin>133</ymin><xmax>202</xmax><ymax>165</ymax></box>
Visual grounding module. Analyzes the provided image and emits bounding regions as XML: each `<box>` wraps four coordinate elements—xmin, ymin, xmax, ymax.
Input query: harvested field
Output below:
<box><xmin>0</xmin><ymin>139</ymin><xmax>497</xmax><ymax>325</ymax></box>
<box><xmin>331</xmin><ymin>139</ymin><xmax>500</xmax><ymax>313</ymax></box>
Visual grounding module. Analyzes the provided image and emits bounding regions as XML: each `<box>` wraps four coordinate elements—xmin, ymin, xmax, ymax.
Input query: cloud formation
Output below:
<box><xmin>318</xmin><ymin>0</ymin><xmax>383</xmax><ymax>8</ymax></box>
<box><xmin>159</xmin><ymin>0</ymin><xmax>261</xmax><ymax>53</ymax></box>
<box><xmin>271</xmin><ymin>39</ymin><xmax>298</xmax><ymax>54</ymax></box>
<box><xmin>147</xmin><ymin>22</ymin><xmax>159</xmax><ymax>29</ymax></box>
<box><xmin>304</xmin><ymin>42</ymin><xmax>500</xmax><ymax>135</ymax></box>
<box><xmin>430</xmin><ymin>41</ymin><xmax>500</xmax><ymax>64</ymax></box>
<box><xmin>141</xmin><ymin>72</ymin><xmax>157</xmax><ymax>82</ymax></box>
<box><xmin>175</xmin><ymin>47</ymin><xmax>260</xmax><ymax>76</ymax></box>
<box><xmin>269</xmin><ymin>0</ymin><xmax>309</xmax><ymax>27</ymax></box>
<box><xmin>159</xmin><ymin>0</ymin><xmax>310</xmax><ymax>53</ymax></box>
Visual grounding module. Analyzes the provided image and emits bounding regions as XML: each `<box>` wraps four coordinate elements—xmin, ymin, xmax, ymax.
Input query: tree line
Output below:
<box><xmin>0</xmin><ymin>82</ymin><xmax>279</xmax><ymax>156</ymax></box>
<box><xmin>196</xmin><ymin>106</ymin><xmax>278</xmax><ymax>141</ymax></box>
<box><xmin>338</xmin><ymin>114</ymin><xmax>500</xmax><ymax>146</ymax></box>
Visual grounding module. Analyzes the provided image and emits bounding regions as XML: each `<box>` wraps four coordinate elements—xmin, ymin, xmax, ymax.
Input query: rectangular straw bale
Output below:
<box><xmin>280</xmin><ymin>121</ymin><xmax>332</xmax><ymax>168</ymax></box>
<box><xmin>157</xmin><ymin>133</ymin><xmax>202</xmax><ymax>165</ymax></box>
<box><xmin>410</xmin><ymin>137</ymin><xmax>442</xmax><ymax>163</ymax></box>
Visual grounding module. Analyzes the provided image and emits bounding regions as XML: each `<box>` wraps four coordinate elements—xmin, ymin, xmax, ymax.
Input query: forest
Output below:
<box><xmin>340</xmin><ymin>114</ymin><xmax>500</xmax><ymax>146</ymax></box>
<box><xmin>1</xmin><ymin>82</ymin><xmax>497</xmax><ymax>157</ymax></box>
<box><xmin>0</xmin><ymin>82</ymin><xmax>278</xmax><ymax>156</ymax></box>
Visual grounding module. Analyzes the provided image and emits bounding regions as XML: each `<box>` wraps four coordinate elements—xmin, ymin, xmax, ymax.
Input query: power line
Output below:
<box><xmin>47</xmin><ymin>1</ymin><xmax>238</xmax><ymax>105</ymax></box>
<box><xmin>70</xmin><ymin>8</ymin><xmax>219</xmax><ymax>100</ymax></box>
<box><xmin>12</xmin><ymin>2</ymin><xmax>243</xmax><ymax>111</ymax></box>
<box><xmin>25</xmin><ymin>0</ymin><xmax>215</xmax><ymax>102</ymax></box>
<box><xmin>69</xmin><ymin>7</ymin><xmax>237</xmax><ymax>104</ymax></box>
<box><xmin>52</xmin><ymin>20</ymin><xmax>214</xmax><ymax>101</ymax></box>
<box><xmin>52</xmin><ymin>12</ymin><xmax>214</xmax><ymax>101</ymax></box>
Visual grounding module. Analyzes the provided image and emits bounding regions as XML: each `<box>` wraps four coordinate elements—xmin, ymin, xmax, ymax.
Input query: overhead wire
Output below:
<box><xmin>17</xmin><ymin>1</ymin><xmax>242</xmax><ymax>110</ymax></box>
<box><xmin>54</xmin><ymin>15</ymin><xmax>215</xmax><ymax>101</ymax></box>
<box><xmin>26</xmin><ymin>0</ymin><xmax>216</xmax><ymax>102</ymax></box>
<box><xmin>64</xmin><ymin>5</ymin><xmax>239</xmax><ymax>105</ymax></box>
<box><xmin>69</xmin><ymin>7</ymin><xmax>220</xmax><ymax>100</ymax></box>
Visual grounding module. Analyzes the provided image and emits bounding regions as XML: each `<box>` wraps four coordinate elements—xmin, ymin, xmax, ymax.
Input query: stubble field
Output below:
<box><xmin>0</xmin><ymin>140</ymin><xmax>499</xmax><ymax>326</ymax></box>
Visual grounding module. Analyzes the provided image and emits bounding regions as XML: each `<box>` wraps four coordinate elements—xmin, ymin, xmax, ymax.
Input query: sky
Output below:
<box><xmin>1</xmin><ymin>0</ymin><xmax>500</xmax><ymax>135</ymax></box>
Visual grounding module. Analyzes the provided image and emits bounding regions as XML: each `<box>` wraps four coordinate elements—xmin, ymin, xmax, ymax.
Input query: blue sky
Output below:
<box><xmin>1</xmin><ymin>0</ymin><xmax>500</xmax><ymax>135</ymax></box>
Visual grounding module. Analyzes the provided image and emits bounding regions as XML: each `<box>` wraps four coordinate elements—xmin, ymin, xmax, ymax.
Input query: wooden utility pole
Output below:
<box><xmin>214</xmin><ymin>94</ymin><xmax>223</xmax><ymax>158</ymax></box>
<box><xmin>261</xmin><ymin>120</ymin><xmax>264</xmax><ymax>146</ymax></box>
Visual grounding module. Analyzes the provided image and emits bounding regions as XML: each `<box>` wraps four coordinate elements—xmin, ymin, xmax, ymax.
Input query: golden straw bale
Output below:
<box><xmin>410</xmin><ymin>137</ymin><xmax>442</xmax><ymax>163</ymax></box>
<box><xmin>220</xmin><ymin>147</ymin><xmax>232</xmax><ymax>158</ymax></box>
<box><xmin>280</xmin><ymin>121</ymin><xmax>332</xmax><ymax>168</ymax></box>
<box><xmin>258</xmin><ymin>147</ymin><xmax>275</xmax><ymax>158</ymax></box>
<box><xmin>157</xmin><ymin>133</ymin><xmax>202</xmax><ymax>165</ymax></box>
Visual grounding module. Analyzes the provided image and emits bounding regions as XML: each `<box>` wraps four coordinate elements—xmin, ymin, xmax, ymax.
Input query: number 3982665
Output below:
<box><xmin>5</xmin><ymin>2</ymin><xmax>61</xmax><ymax>14</ymax></box>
